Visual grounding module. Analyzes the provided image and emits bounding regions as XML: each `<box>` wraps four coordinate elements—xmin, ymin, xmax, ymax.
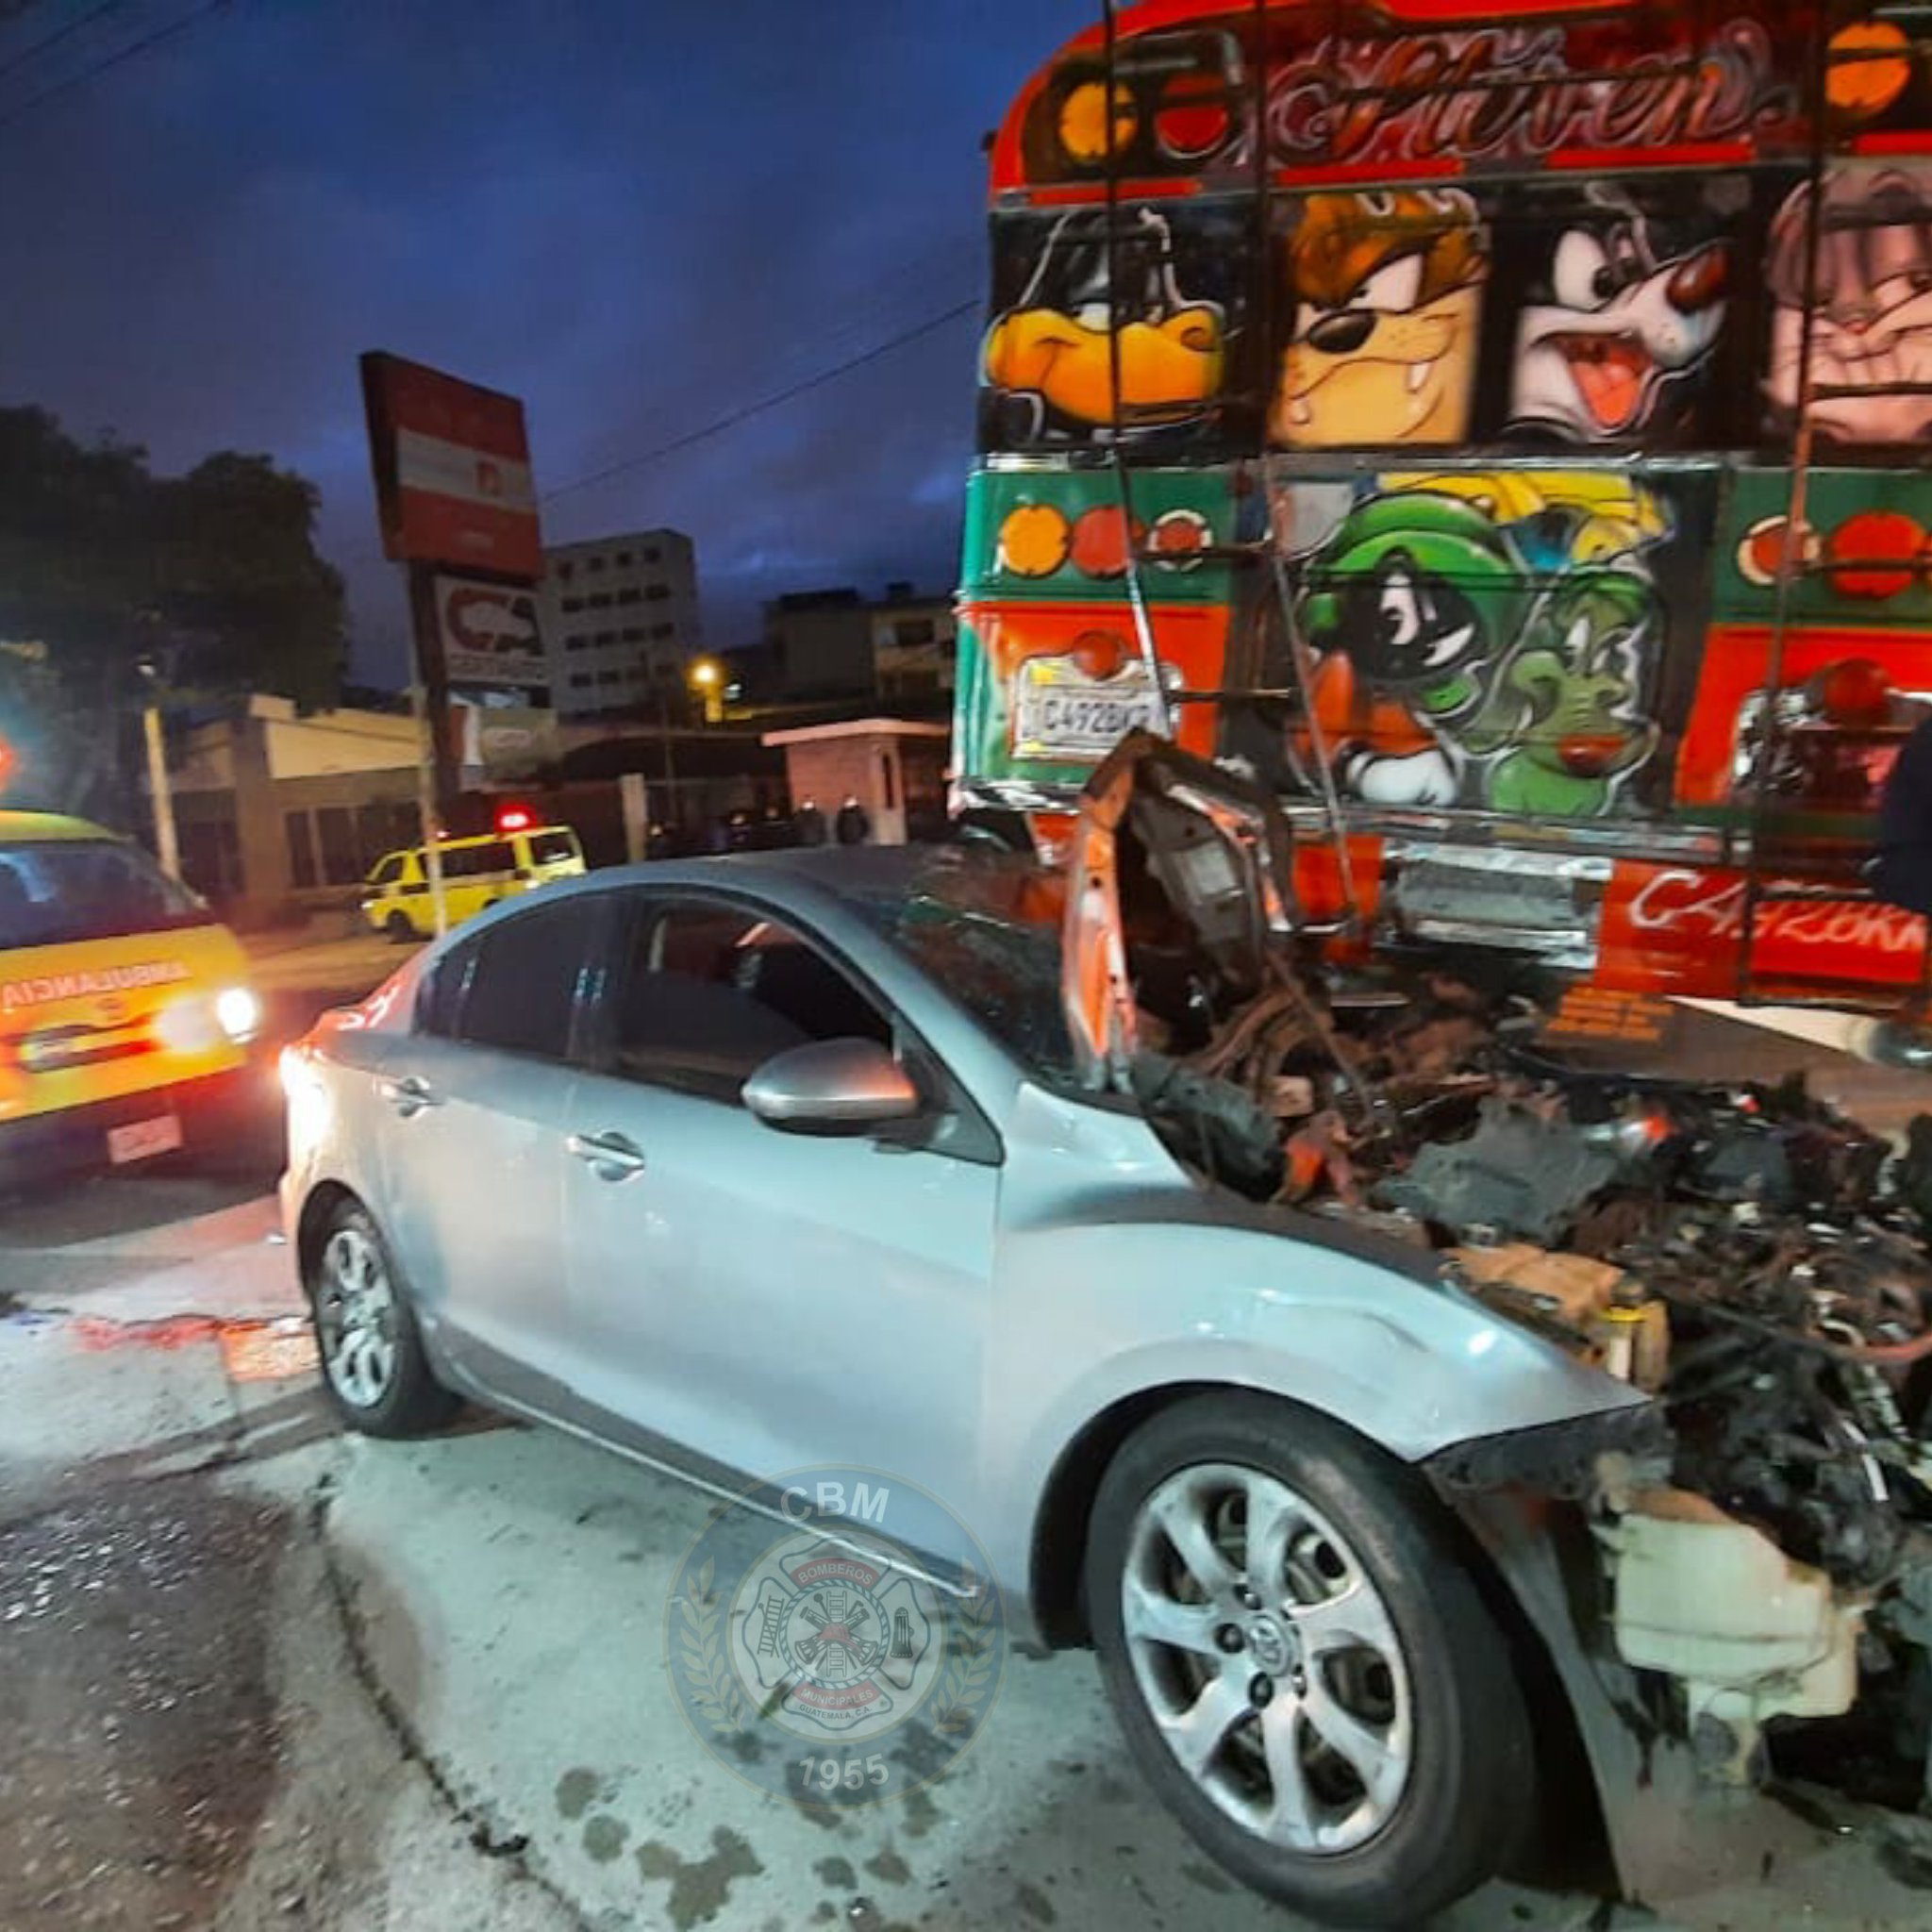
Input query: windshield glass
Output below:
<box><xmin>0</xmin><ymin>840</ymin><xmax>211</xmax><ymax>949</ymax></box>
<box><xmin>840</xmin><ymin>849</ymin><xmax>1080</xmax><ymax>1091</ymax></box>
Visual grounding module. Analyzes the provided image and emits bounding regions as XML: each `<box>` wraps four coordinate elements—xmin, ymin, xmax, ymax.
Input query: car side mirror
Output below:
<box><xmin>742</xmin><ymin>1039</ymin><xmax>921</xmax><ymax>1132</ymax></box>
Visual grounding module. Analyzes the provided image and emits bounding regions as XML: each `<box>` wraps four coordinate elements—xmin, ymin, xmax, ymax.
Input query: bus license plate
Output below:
<box><xmin>1012</xmin><ymin>676</ymin><xmax>1166</xmax><ymax>760</ymax></box>
<box><xmin>108</xmin><ymin>1113</ymin><xmax>183</xmax><ymax>1164</ymax></box>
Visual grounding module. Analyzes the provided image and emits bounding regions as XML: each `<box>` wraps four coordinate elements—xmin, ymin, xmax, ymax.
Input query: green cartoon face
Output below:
<box><xmin>1299</xmin><ymin>495</ymin><xmax>1533</xmax><ymax>721</ymax></box>
<box><xmin>1504</xmin><ymin>571</ymin><xmax>1657</xmax><ymax>779</ymax></box>
<box><xmin>1474</xmin><ymin>567</ymin><xmax>1662</xmax><ymax>818</ymax></box>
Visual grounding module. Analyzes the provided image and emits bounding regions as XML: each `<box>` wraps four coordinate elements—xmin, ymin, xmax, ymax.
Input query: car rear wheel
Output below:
<box><xmin>305</xmin><ymin>1199</ymin><xmax>457</xmax><ymax>1437</ymax></box>
<box><xmin>384</xmin><ymin>910</ymin><xmax>416</xmax><ymax>943</ymax></box>
<box><xmin>1086</xmin><ymin>1393</ymin><xmax>1531</xmax><ymax>1926</ymax></box>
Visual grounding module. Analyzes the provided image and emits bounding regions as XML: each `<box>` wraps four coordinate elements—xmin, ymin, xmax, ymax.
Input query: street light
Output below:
<box><xmin>688</xmin><ymin>656</ymin><xmax>725</xmax><ymax>725</ymax></box>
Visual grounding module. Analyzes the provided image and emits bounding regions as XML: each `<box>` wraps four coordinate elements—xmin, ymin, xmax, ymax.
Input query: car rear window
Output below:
<box><xmin>0</xmin><ymin>840</ymin><xmax>210</xmax><ymax>950</ymax></box>
<box><xmin>527</xmin><ymin>830</ymin><xmax>577</xmax><ymax>865</ymax></box>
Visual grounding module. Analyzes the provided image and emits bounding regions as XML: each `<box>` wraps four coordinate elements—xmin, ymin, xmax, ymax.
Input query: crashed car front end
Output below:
<box><xmin>1061</xmin><ymin>732</ymin><xmax>1932</xmax><ymax>1888</ymax></box>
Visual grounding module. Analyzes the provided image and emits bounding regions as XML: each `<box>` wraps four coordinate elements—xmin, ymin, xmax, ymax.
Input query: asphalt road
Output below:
<box><xmin>7</xmin><ymin>1182</ymin><xmax>1932</xmax><ymax>1931</ymax></box>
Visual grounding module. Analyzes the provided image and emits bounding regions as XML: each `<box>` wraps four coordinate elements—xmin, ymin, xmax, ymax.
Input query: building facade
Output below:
<box><xmin>757</xmin><ymin>582</ymin><xmax>957</xmax><ymax>707</ymax></box>
<box><xmin>541</xmin><ymin>528</ymin><xmax>703</xmax><ymax>722</ymax></box>
<box><xmin>869</xmin><ymin>581</ymin><xmax>957</xmax><ymax>704</ymax></box>
<box><xmin>168</xmin><ymin>695</ymin><xmax>424</xmax><ymax>920</ymax></box>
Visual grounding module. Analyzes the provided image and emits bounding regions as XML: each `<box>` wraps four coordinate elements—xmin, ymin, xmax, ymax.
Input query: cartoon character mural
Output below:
<box><xmin>981</xmin><ymin>205</ymin><xmax>1227</xmax><ymax>445</ymax></box>
<box><xmin>1464</xmin><ymin>571</ymin><xmax>1662</xmax><ymax>816</ymax></box>
<box><xmin>1289</xmin><ymin>474</ymin><xmax>1670</xmax><ymax>817</ymax></box>
<box><xmin>1295</xmin><ymin>492</ymin><xmax>1532</xmax><ymax>806</ymax></box>
<box><xmin>1767</xmin><ymin>164</ymin><xmax>1932</xmax><ymax>444</ymax></box>
<box><xmin>1509</xmin><ymin>184</ymin><xmax>1730</xmax><ymax>441</ymax></box>
<box><xmin>1273</xmin><ymin>190</ymin><xmax>1487</xmax><ymax>446</ymax></box>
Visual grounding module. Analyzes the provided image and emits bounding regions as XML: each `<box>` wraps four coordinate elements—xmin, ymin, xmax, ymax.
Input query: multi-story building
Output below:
<box><xmin>869</xmin><ymin>581</ymin><xmax>957</xmax><ymax>705</ymax></box>
<box><xmin>752</xmin><ymin>581</ymin><xmax>958</xmax><ymax>708</ymax></box>
<box><xmin>541</xmin><ymin>528</ymin><xmax>703</xmax><ymax>721</ymax></box>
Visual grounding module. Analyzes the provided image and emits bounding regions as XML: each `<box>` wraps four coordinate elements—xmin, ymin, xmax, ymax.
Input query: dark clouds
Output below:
<box><xmin>0</xmin><ymin>0</ymin><xmax>1090</xmax><ymax>680</ymax></box>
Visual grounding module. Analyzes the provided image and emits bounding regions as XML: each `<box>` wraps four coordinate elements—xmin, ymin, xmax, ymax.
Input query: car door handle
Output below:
<box><xmin>568</xmin><ymin>1129</ymin><xmax>647</xmax><ymax>1179</ymax></box>
<box><xmin>379</xmin><ymin>1074</ymin><xmax>441</xmax><ymax>1117</ymax></box>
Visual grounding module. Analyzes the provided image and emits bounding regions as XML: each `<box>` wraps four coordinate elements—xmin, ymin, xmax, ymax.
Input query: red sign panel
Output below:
<box><xmin>1597</xmin><ymin>861</ymin><xmax>1928</xmax><ymax>996</ymax></box>
<box><xmin>360</xmin><ymin>353</ymin><xmax>541</xmax><ymax>579</ymax></box>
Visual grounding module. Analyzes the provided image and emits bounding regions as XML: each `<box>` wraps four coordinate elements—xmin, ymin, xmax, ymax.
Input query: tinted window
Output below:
<box><xmin>440</xmin><ymin>840</ymin><xmax>515</xmax><ymax>881</ymax></box>
<box><xmin>316</xmin><ymin>807</ymin><xmax>359</xmax><ymax>885</ymax></box>
<box><xmin>608</xmin><ymin>899</ymin><xmax>891</xmax><ymax>1100</ymax></box>
<box><xmin>418</xmin><ymin>936</ymin><xmax>475</xmax><ymax>1039</ymax></box>
<box><xmin>527</xmin><ymin>830</ymin><xmax>577</xmax><ymax>866</ymax></box>
<box><xmin>286</xmin><ymin>811</ymin><xmax>317</xmax><ymax>891</ymax></box>
<box><xmin>368</xmin><ymin>854</ymin><xmax>403</xmax><ymax>888</ymax></box>
<box><xmin>0</xmin><ymin>840</ymin><xmax>209</xmax><ymax>949</ymax></box>
<box><xmin>457</xmin><ymin>899</ymin><xmax>599</xmax><ymax>1060</ymax></box>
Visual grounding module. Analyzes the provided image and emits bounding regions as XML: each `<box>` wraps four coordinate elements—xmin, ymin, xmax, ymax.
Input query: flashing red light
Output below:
<box><xmin>496</xmin><ymin>806</ymin><xmax>533</xmax><ymax>832</ymax></box>
<box><xmin>0</xmin><ymin>736</ymin><xmax>14</xmax><ymax>793</ymax></box>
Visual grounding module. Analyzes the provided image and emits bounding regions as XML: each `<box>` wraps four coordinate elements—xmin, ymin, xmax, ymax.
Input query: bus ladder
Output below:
<box><xmin>1107</xmin><ymin>447</ymin><xmax>1364</xmax><ymax>940</ymax></box>
<box><xmin>1732</xmin><ymin>24</ymin><xmax>1932</xmax><ymax>1020</ymax></box>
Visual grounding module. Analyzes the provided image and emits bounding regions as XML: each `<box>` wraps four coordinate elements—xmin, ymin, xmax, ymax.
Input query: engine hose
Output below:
<box><xmin>1655</xmin><ymin>1283</ymin><xmax>1932</xmax><ymax>1365</ymax></box>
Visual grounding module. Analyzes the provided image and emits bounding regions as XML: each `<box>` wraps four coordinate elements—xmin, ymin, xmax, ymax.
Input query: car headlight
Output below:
<box><xmin>216</xmin><ymin>986</ymin><xmax>261</xmax><ymax>1042</ymax></box>
<box><xmin>279</xmin><ymin>1045</ymin><xmax>331</xmax><ymax>1147</ymax></box>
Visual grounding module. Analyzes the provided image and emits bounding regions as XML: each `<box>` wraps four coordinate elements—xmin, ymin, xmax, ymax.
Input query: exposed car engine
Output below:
<box><xmin>1063</xmin><ymin>732</ymin><xmax>1932</xmax><ymax>1796</ymax></box>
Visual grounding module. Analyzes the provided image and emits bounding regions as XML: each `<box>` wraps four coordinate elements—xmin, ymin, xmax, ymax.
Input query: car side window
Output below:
<box><xmin>453</xmin><ymin>898</ymin><xmax>600</xmax><ymax>1061</ymax></box>
<box><xmin>441</xmin><ymin>840</ymin><xmax>516</xmax><ymax>881</ymax></box>
<box><xmin>369</xmin><ymin>854</ymin><xmax>403</xmax><ymax>888</ymax></box>
<box><xmin>417</xmin><ymin>935</ymin><xmax>475</xmax><ymax>1039</ymax></box>
<box><xmin>607</xmin><ymin>899</ymin><xmax>892</xmax><ymax>1102</ymax></box>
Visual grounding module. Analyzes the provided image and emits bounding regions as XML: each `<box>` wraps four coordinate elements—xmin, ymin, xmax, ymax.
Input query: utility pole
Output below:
<box><xmin>137</xmin><ymin>658</ymin><xmax>180</xmax><ymax>879</ymax></box>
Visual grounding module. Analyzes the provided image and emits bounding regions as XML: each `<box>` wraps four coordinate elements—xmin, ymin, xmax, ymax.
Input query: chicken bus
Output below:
<box><xmin>951</xmin><ymin>0</ymin><xmax>1932</xmax><ymax>1031</ymax></box>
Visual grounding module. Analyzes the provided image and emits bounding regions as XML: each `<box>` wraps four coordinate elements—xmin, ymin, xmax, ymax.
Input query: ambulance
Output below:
<box><xmin>0</xmin><ymin>810</ymin><xmax>258</xmax><ymax>1181</ymax></box>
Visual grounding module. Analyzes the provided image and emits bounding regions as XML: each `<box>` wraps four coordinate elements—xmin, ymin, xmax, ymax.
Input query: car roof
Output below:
<box><xmin>569</xmin><ymin>841</ymin><xmax>1046</xmax><ymax>908</ymax></box>
<box><xmin>0</xmin><ymin>808</ymin><xmax>122</xmax><ymax>845</ymax></box>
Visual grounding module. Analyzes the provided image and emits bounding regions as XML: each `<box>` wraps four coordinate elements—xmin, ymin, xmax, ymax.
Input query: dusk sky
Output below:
<box><xmin>0</xmin><ymin>0</ymin><xmax>1091</xmax><ymax>684</ymax></box>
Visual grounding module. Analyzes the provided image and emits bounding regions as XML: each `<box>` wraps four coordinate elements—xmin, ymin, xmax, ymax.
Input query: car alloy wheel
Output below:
<box><xmin>1120</xmin><ymin>1461</ymin><xmax>1414</xmax><ymax>1857</ymax></box>
<box><xmin>315</xmin><ymin>1222</ymin><xmax>400</xmax><ymax>1411</ymax></box>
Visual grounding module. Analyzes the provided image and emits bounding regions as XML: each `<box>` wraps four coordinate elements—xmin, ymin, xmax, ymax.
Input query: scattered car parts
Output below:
<box><xmin>1065</xmin><ymin>731</ymin><xmax>1932</xmax><ymax>1807</ymax></box>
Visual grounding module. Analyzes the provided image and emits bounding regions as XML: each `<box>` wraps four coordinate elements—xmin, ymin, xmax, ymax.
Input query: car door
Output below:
<box><xmin>559</xmin><ymin>888</ymin><xmax>1001</xmax><ymax>1505</ymax></box>
<box><xmin>375</xmin><ymin>891</ymin><xmax>606</xmax><ymax>1410</ymax></box>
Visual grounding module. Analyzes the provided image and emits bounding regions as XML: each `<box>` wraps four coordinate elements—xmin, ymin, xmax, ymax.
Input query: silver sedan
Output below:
<box><xmin>280</xmin><ymin>843</ymin><xmax>1645</xmax><ymax>1926</ymax></box>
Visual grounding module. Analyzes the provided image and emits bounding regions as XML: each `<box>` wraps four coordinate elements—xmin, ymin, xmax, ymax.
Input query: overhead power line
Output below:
<box><xmin>0</xmin><ymin>0</ymin><xmax>229</xmax><ymax>135</ymax></box>
<box><xmin>541</xmin><ymin>295</ymin><xmax>981</xmax><ymax>506</ymax></box>
<box><xmin>0</xmin><ymin>0</ymin><xmax>129</xmax><ymax>89</ymax></box>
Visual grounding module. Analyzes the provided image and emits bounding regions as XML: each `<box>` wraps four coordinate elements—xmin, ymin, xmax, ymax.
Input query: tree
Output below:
<box><xmin>0</xmin><ymin>406</ymin><xmax>347</xmax><ymax>824</ymax></box>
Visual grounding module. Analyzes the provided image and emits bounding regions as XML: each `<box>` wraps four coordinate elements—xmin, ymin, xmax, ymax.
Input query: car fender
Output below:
<box><xmin>975</xmin><ymin>1212</ymin><xmax>1647</xmax><ymax>1607</ymax></box>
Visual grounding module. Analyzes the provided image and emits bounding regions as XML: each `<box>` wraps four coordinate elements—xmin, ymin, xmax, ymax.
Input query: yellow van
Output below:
<box><xmin>0</xmin><ymin>810</ymin><xmax>259</xmax><ymax>1182</ymax></box>
<box><xmin>359</xmin><ymin>823</ymin><xmax>586</xmax><ymax>941</ymax></box>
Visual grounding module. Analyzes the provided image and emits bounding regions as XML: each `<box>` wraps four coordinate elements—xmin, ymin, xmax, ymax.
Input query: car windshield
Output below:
<box><xmin>0</xmin><ymin>840</ymin><xmax>211</xmax><ymax>949</ymax></box>
<box><xmin>838</xmin><ymin>848</ymin><xmax>1081</xmax><ymax>1091</ymax></box>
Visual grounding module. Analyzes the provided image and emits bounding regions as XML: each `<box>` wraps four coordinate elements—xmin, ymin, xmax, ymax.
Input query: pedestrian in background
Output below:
<box><xmin>835</xmin><ymin>796</ymin><xmax>871</xmax><ymax>846</ymax></box>
<box><xmin>1875</xmin><ymin>710</ymin><xmax>1932</xmax><ymax>916</ymax></box>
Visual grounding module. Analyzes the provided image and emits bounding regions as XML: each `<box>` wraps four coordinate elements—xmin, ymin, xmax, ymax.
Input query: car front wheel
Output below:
<box><xmin>305</xmin><ymin>1199</ymin><xmax>457</xmax><ymax>1437</ymax></box>
<box><xmin>1086</xmin><ymin>1394</ymin><xmax>1531</xmax><ymax>1927</ymax></box>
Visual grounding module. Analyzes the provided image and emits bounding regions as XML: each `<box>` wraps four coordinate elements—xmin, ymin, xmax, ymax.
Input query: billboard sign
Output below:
<box><xmin>458</xmin><ymin>702</ymin><xmax>560</xmax><ymax>784</ymax></box>
<box><xmin>434</xmin><ymin>573</ymin><xmax>545</xmax><ymax>690</ymax></box>
<box><xmin>361</xmin><ymin>353</ymin><xmax>541</xmax><ymax>578</ymax></box>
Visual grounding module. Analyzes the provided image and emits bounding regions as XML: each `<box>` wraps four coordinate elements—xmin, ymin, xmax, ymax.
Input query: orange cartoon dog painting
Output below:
<box><xmin>1274</xmin><ymin>190</ymin><xmax>1488</xmax><ymax>448</ymax></box>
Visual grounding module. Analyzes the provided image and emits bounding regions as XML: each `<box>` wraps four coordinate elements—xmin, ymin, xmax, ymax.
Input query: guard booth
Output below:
<box><xmin>762</xmin><ymin>720</ymin><xmax>951</xmax><ymax>844</ymax></box>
